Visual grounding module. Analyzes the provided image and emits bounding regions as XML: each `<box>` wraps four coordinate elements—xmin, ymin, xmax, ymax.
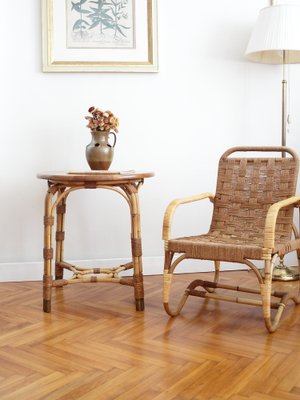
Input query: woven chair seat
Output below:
<box><xmin>168</xmin><ymin>233</ymin><xmax>300</xmax><ymax>262</ymax></box>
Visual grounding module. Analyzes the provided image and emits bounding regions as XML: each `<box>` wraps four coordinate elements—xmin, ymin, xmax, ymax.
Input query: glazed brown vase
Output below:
<box><xmin>85</xmin><ymin>130</ymin><xmax>117</xmax><ymax>170</ymax></box>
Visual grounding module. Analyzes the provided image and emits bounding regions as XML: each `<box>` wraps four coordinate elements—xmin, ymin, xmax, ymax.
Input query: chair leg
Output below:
<box><xmin>214</xmin><ymin>260</ymin><xmax>220</xmax><ymax>283</ymax></box>
<box><xmin>261</xmin><ymin>258</ymin><xmax>286</xmax><ymax>333</ymax></box>
<box><xmin>163</xmin><ymin>252</ymin><xmax>190</xmax><ymax>316</ymax></box>
<box><xmin>204</xmin><ymin>261</ymin><xmax>220</xmax><ymax>293</ymax></box>
<box><xmin>289</xmin><ymin>248</ymin><xmax>300</xmax><ymax>305</ymax></box>
<box><xmin>163</xmin><ymin>256</ymin><xmax>221</xmax><ymax>316</ymax></box>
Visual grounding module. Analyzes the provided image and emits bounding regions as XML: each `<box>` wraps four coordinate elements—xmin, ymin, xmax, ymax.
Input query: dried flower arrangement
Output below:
<box><xmin>85</xmin><ymin>106</ymin><xmax>119</xmax><ymax>132</ymax></box>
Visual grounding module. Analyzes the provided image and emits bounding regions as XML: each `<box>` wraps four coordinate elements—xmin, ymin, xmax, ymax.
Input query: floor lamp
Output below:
<box><xmin>245</xmin><ymin>1</ymin><xmax>300</xmax><ymax>281</ymax></box>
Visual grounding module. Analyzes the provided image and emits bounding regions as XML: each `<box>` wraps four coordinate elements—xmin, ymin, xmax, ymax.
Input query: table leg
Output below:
<box><xmin>128</xmin><ymin>185</ymin><xmax>144</xmax><ymax>311</ymax></box>
<box><xmin>43</xmin><ymin>186</ymin><xmax>56</xmax><ymax>313</ymax></box>
<box><xmin>55</xmin><ymin>189</ymin><xmax>66</xmax><ymax>280</ymax></box>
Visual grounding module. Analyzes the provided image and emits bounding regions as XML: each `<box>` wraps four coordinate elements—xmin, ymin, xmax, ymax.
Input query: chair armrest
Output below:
<box><xmin>263</xmin><ymin>196</ymin><xmax>300</xmax><ymax>250</ymax></box>
<box><xmin>162</xmin><ymin>192</ymin><xmax>215</xmax><ymax>241</ymax></box>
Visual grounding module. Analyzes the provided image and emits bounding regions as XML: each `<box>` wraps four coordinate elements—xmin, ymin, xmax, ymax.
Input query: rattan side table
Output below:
<box><xmin>37</xmin><ymin>170</ymin><xmax>154</xmax><ymax>313</ymax></box>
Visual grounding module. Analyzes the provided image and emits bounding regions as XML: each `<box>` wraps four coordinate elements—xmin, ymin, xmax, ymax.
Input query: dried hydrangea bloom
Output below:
<box><xmin>85</xmin><ymin>107</ymin><xmax>119</xmax><ymax>132</ymax></box>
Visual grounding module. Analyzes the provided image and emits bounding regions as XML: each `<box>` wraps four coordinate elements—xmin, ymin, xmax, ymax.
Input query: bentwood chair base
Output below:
<box><xmin>162</xmin><ymin>147</ymin><xmax>300</xmax><ymax>332</ymax></box>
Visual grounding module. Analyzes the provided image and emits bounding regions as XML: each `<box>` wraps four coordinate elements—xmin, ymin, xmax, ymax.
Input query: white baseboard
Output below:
<box><xmin>0</xmin><ymin>257</ymin><xmax>248</xmax><ymax>282</ymax></box>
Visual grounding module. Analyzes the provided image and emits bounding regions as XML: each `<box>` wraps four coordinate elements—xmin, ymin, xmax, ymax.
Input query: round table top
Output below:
<box><xmin>37</xmin><ymin>170</ymin><xmax>154</xmax><ymax>184</ymax></box>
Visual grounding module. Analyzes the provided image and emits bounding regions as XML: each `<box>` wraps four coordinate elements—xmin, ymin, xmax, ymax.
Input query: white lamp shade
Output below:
<box><xmin>245</xmin><ymin>4</ymin><xmax>300</xmax><ymax>64</ymax></box>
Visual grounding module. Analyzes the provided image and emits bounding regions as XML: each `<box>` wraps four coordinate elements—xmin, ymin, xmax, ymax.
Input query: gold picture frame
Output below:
<box><xmin>42</xmin><ymin>0</ymin><xmax>158</xmax><ymax>72</ymax></box>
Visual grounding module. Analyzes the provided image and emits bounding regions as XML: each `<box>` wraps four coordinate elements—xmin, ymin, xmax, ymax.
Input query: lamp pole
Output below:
<box><xmin>268</xmin><ymin>2</ymin><xmax>298</xmax><ymax>280</ymax></box>
<box><xmin>246</xmin><ymin>0</ymin><xmax>299</xmax><ymax>280</ymax></box>
<box><xmin>282</xmin><ymin>50</ymin><xmax>287</xmax><ymax>157</ymax></box>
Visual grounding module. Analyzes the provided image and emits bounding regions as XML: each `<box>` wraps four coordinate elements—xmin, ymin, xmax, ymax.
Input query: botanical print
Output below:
<box><xmin>66</xmin><ymin>0</ymin><xmax>135</xmax><ymax>49</ymax></box>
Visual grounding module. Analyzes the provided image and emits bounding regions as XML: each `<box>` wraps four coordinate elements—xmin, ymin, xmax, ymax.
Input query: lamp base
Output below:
<box><xmin>259</xmin><ymin>259</ymin><xmax>299</xmax><ymax>281</ymax></box>
<box><xmin>272</xmin><ymin>264</ymin><xmax>299</xmax><ymax>281</ymax></box>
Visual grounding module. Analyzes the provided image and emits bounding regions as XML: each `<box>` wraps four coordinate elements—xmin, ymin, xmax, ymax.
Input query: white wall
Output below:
<box><xmin>1</xmin><ymin>0</ymin><xmax>300</xmax><ymax>281</ymax></box>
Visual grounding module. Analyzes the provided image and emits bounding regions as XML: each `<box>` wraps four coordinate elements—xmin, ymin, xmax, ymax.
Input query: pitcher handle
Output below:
<box><xmin>108</xmin><ymin>132</ymin><xmax>117</xmax><ymax>148</ymax></box>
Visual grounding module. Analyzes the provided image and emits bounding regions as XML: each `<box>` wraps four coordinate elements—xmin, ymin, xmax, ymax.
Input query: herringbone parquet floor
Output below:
<box><xmin>0</xmin><ymin>271</ymin><xmax>300</xmax><ymax>400</ymax></box>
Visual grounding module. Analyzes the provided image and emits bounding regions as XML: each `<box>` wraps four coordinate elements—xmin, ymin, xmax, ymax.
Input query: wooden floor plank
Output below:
<box><xmin>0</xmin><ymin>271</ymin><xmax>300</xmax><ymax>399</ymax></box>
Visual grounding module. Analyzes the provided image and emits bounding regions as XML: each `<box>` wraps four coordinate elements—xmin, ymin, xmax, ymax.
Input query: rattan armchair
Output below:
<box><xmin>163</xmin><ymin>147</ymin><xmax>300</xmax><ymax>332</ymax></box>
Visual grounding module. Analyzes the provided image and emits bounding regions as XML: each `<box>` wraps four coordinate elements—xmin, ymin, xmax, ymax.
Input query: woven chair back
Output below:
<box><xmin>210</xmin><ymin>147</ymin><xmax>299</xmax><ymax>244</ymax></box>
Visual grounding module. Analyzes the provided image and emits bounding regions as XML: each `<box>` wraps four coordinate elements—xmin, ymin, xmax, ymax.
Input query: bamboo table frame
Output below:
<box><xmin>37</xmin><ymin>171</ymin><xmax>154</xmax><ymax>313</ymax></box>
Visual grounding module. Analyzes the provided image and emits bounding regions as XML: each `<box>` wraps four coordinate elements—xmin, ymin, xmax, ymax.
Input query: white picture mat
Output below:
<box><xmin>42</xmin><ymin>0</ymin><xmax>158</xmax><ymax>71</ymax></box>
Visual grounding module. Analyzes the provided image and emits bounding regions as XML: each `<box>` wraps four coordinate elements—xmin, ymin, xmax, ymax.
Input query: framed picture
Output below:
<box><xmin>42</xmin><ymin>0</ymin><xmax>158</xmax><ymax>72</ymax></box>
